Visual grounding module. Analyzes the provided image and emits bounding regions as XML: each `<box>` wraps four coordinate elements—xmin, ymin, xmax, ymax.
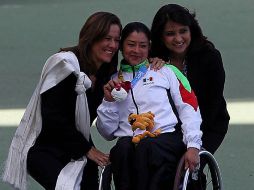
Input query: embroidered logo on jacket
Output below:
<box><xmin>143</xmin><ymin>77</ymin><xmax>154</xmax><ymax>85</ymax></box>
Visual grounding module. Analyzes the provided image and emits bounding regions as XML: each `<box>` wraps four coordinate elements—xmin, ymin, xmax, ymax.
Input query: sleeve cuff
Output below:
<box><xmin>187</xmin><ymin>142</ymin><xmax>201</xmax><ymax>150</ymax></box>
<box><xmin>102</xmin><ymin>99</ymin><xmax>118</xmax><ymax>109</ymax></box>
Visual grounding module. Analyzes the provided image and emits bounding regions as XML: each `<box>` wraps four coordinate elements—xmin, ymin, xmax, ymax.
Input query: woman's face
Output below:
<box><xmin>122</xmin><ymin>31</ymin><xmax>149</xmax><ymax>66</ymax></box>
<box><xmin>162</xmin><ymin>21</ymin><xmax>191</xmax><ymax>58</ymax></box>
<box><xmin>91</xmin><ymin>24</ymin><xmax>120</xmax><ymax>67</ymax></box>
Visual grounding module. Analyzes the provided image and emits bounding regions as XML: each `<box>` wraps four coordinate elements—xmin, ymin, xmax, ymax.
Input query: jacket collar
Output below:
<box><xmin>120</xmin><ymin>59</ymin><xmax>149</xmax><ymax>72</ymax></box>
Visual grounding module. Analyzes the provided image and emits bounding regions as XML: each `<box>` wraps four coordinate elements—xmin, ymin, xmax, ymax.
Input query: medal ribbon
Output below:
<box><xmin>118</xmin><ymin>59</ymin><xmax>149</xmax><ymax>88</ymax></box>
<box><xmin>131</xmin><ymin>64</ymin><xmax>148</xmax><ymax>88</ymax></box>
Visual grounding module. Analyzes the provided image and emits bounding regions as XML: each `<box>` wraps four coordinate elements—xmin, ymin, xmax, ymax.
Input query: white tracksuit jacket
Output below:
<box><xmin>97</xmin><ymin>60</ymin><xmax>202</xmax><ymax>149</ymax></box>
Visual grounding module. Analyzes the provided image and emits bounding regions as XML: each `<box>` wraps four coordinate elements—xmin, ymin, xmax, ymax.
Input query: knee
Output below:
<box><xmin>119</xmin><ymin>139</ymin><xmax>133</xmax><ymax>151</ymax></box>
<box><xmin>110</xmin><ymin>137</ymin><xmax>134</xmax><ymax>159</ymax></box>
<box><xmin>135</xmin><ymin>137</ymin><xmax>153</xmax><ymax>152</ymax></box>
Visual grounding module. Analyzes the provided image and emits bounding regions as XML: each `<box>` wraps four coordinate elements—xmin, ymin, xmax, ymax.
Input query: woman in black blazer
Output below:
<box><xmin>150</xmin><ymin>4</ymin><xmax>230</xmax><ymax>154</ymax></box>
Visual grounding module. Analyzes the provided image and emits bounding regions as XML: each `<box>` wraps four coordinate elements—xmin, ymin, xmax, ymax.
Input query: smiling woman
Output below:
<box><xmin>96</xmin><ymin>22</ymin><xmax>203</xmax><ymax>190</ymax></box>
<box><xmin>2</xmin><ymin>12</ymin><xmax>122</xmax><ymax>190</ymax></box>
<box><xmin>121</xmin><ymin>31</ymin><xmax>149</xmax><ymax>65</ymax></box>
<box><xmin>150</xmin><ymin>4</ymin><xmax>230</xmax><ymax>155</ymax></box>
<box><xmin>91</xmin><ymin>24</ymin><xmax>120</xmax><ymax>68</ymax></box>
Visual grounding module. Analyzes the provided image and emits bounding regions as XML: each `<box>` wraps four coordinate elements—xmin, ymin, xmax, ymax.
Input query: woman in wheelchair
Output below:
<box><xmin>97</xmin><ymin>22</ymin><xmax>202</xmax><ymax>190</ymax></box>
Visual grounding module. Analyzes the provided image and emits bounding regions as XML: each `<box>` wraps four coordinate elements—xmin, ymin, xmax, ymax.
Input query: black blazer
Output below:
<box><xmin>186</xmin><ymin>46</ymin><xmax>230</xmax><ymax>136</ymax></box>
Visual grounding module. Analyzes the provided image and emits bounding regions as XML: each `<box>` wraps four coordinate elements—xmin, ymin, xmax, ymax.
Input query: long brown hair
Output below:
<box><xmin>61</xmin><ymin>12</ymin><xmax>122</xmax><ymax>75</ymax></box>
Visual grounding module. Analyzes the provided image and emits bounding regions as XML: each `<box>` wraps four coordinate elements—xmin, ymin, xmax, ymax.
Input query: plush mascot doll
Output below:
<box><xmin>128</xmin><ymin>111</ymin><xmax>161</xmax><ymax>144</ymax></box>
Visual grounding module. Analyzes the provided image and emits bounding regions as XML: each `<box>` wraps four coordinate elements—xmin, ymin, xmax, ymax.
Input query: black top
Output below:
<box><xmin>33</xmin><ymin>61</ymin><xmax>110</xmax><ymax>160</ymax></box>
<box><xmin>186</xmin><ymin>46</ymin><xmax>230</xmax><ymax>136</ymax></box>
<box><xmin>34</xmin><ymin>74</ymin><xmax>91</xmax><ymax>160</ymax></box>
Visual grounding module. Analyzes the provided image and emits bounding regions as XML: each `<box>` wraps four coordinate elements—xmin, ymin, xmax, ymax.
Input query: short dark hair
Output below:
<box><xmin>120</xmin><ymin>22</ymin><xmax>151</xmax><ymax>50</ymax></box>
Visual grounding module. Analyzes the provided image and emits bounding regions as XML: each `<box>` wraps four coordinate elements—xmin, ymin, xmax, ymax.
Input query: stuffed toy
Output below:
<box><xmin>128</xmin><ymin>111</ymin><xmax>161</xmax><ymax>144</ymax></box>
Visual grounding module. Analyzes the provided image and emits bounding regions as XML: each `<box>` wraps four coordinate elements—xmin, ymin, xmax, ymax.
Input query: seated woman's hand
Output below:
<box><xmin>103</xmin><ymin>80</ymin><xmax>119</xmax><ymax>102</ymax></box>
<box><xmin>184</xmin><ymin>147</ymin><xmax>200</xmax><ymax>172</ymax></box>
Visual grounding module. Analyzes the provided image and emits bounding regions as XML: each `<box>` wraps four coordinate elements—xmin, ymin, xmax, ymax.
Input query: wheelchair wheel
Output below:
<box><xmin>173</xmin><ymin>150</ymin><xmax>223</xmax><ymax>190</ymax></box>
<box><xmin>98</xmin><ymin>164</ymin><xmax>115</xmax><ymax>190</ymax></box>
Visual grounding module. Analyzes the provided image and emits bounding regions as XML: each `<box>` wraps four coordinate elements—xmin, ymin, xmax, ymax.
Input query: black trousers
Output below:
<box><xmin>27</xmin><ymin>146</ymin><xmax>98</xmax><ymax>190</ymax></box>
<box><xmin>134</xmin><ymin>131</ymin><xmax>186</xmax><ymax>190</ymax></box>
<box><xmin>110</xmin><ymin>137</ymin><xmax>135</xmax><ymax>190</ymax></box>
<box><xmin>110</xmin><ymin>131</ymin><xmax>186</xmax><ymax>190</ymax></box>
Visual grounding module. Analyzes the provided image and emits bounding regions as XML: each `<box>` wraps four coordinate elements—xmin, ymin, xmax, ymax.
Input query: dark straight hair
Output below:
<box><xmin>120</xmin><ymin>22</ymin><xmax>151</xmax><ymax>51</ymax></box>
<box><xmin>151</xmin><ymin>4</ymin><xmax>213</xmax><ymax>61</ymax></box>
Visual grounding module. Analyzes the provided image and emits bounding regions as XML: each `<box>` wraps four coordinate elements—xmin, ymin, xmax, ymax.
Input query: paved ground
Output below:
<box><xmin>1</xmin><ymin>0</ymin><xmax>253</xmax><ymax>189</ymax></box>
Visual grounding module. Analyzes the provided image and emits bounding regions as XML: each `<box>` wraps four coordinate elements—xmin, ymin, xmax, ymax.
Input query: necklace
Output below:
<box><xmin>182</xmin><ymin>59</ymin><xmax>187</xmax><ymax>76</ymax></box>
<box><xmin>169</xmin><ymin>58</ymin><xmax>187</xmax><ymax>76</ymax></box>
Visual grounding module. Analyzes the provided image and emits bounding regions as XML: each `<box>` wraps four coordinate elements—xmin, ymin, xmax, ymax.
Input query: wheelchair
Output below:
<box><xmin>98</xmin><ymin>149</ymin><xmax>223</xmax><ymax>190</ymax></box>
<box><xmin>98</xmin><ymin>164</ymin><xmax>115</xmax><ymax>190</ymax></box>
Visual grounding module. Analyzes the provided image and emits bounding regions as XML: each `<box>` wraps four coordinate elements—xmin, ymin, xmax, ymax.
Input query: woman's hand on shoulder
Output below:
<box><xmin>149</xmin><ymin>57</ymin><xmax>166</xmax><ymax>71</ymax></box>
<box><xmin>184</xmin><ymin>147</ymin><xmax>200</xmax><ymax>172</ymax></box>
<box><xmin>86</xmin><ymin>147</ymin><xmax>110</xmax><ymax>167</ymax></box>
